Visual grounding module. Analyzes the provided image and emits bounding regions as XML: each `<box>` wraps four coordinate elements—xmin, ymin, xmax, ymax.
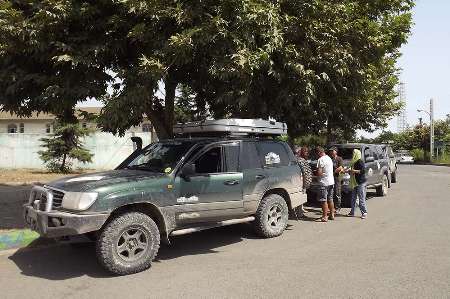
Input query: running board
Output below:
<box><xmin>170</xmin><ymin>216</ymin><xmax>255</xmax><ymax>236</ymax></box>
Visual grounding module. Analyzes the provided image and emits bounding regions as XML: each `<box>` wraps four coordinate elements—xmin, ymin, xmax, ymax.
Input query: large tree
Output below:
<box><xmin>1</xmin><ymin>0</ymin><xmax>414</xmax><ymax>140</ymax></box>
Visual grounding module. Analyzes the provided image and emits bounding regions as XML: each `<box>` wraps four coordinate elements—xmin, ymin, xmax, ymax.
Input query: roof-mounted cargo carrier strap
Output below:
<box><xmin>173</xmin><ymin>119</ymin><xmax>287</xmax><ymax>137</ymax></box>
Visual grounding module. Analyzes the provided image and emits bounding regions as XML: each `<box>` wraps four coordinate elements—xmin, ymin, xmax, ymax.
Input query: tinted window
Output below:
<box><xmin>336</xmin><ymin>147</ymin><xmax>358</xmax><ymax>160</ymax></box>
<box><xmin>195</xmin><ymin>147</ymin><xmax>222</xmax><ymax>174</ymax></box>
<box><xmin>223</xmin><ymin>143</ymin><xmax>240</xmax><ymax>172</ymax></box>
<box><xmin>240</xmin><ymin>142</ymin><xmax>262</xmax><ymax>170</ymax></box>
<box><xmin>257</xmin><ymin>141</ymin><xmax>289</xmax><ymax>167</ymax></box>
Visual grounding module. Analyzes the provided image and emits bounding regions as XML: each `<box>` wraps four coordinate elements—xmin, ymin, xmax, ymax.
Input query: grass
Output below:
<box><xmin>0</xmin><ymin>229</ymin><xmax>39</xmax><ymax>250</ymax></box>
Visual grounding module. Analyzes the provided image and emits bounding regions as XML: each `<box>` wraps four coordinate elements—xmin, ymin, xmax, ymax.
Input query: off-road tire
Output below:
<box><xmin>254</xmin><ymin>194</ymin><xmax>289</xmax><ymax>238</ymax></box>
<box><xmin>376</xmin><ymin>175</ymin><xmax>389</xmax><ymax>197</ymax></box>
<box><xmin>297</xmin><ymin>157</ymin><xmax>312</xmax><ymax>190</ymax></box>
<box><xmin>96</xmin><ymin>212</ymin><xmax>160</xmax><ymax>275</ymax></box>
<box><xmin>391</xmin><ymin>170</ymin><xmax>397</xmax><ymax>183</ymax></box>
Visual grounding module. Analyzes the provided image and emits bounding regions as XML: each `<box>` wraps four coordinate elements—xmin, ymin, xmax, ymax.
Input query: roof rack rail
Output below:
<box><xmin>173</xmin><ymin>119</ymin><xmax>287</xmax><ymax>137</ymax></box>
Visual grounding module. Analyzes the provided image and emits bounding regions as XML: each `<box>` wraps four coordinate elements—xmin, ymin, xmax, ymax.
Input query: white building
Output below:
<box><xmin>0</xmin><ymin>107</ymin><xmax>155</xmax><ymax>170</ymax></box>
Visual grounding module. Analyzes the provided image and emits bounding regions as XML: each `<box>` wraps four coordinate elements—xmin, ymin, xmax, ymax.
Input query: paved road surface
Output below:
<box><xmin>1</xmin><ymin>165</ymin><xmax>449</xmax><ymax>298</ymax></box>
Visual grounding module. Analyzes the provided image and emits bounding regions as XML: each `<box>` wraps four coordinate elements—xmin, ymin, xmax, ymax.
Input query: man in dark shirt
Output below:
<box><xmin>328</xmin><ymin>147</ymin><xmax>344</xmax><ymax>212</ymax></box>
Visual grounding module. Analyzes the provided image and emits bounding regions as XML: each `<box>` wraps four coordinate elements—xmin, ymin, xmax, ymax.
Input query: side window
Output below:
<box><xmin>257</xmin><ymin>141</ymin><xmax>289</xmax><ymax>167</ymax></box>
<box><xmin>223</xmin><ymin>143</ymin><xmax>240</xmax><ymax>172</ymax></box>
<box><xmin>364</xmin><ymin>147</ymin><xmax>372</xmax><ymax>161</ymax></box>
<box><xmin>194</xmin><ymin>147</ymin><xmax>222</xmax><ymax>174</ymax></box>
<box><xmin>240</xmin><ymin>142</ymin><xmax>262</xmax><ymax>170</ymax></box>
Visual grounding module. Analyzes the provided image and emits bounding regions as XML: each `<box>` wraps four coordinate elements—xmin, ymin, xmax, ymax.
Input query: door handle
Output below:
<box><xmin>255</xmin><ymin>175</ymin><xmax>266</xmax><ymax>180</ymax></box>
<box><xmin>224</xmin><ymin>180</ymin><xmax>240</xmax><ymax>186</ymax></box>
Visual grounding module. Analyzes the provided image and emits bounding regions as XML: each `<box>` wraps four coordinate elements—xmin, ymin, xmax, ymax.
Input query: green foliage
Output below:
<box><xmin>38</xmin><ymin>121</ymin><xmax>93</xmax><ymax>173</ymax></box>
<box><xmin>410</xmin><ymin>148</ymin><xmax>425</xmax><ymax>163</ymax></box>
<box><xmin>0</xmin><ymin>0</ymin><xmax>414</xmax><ymax>141</ymax></box>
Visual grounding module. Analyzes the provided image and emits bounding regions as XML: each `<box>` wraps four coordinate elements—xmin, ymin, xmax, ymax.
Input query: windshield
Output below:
<box><xmin>125</xmin><ymin>141</ymin><xmax>196</xmax><ymax>173</ymax></box>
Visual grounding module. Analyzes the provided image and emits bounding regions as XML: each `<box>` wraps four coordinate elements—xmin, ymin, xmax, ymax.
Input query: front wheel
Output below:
<box><xmin>96</xmin><ymin>212</ymin><xmax>160</xmax><ymax>275</ymax></box>
<box><xmin>376</xmin><ymin>175</ymin><xmax>389</xmax><ymax>197</ymax></box>
<box><xmin>254</xmin><ymin>194</ymin><xmax>289</xmax><ymax>238</ymax></box>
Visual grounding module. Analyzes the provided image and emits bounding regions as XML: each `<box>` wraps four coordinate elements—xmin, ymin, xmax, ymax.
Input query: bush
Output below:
<box><xmin>410</xmin><ymin>148</ymin><xmax>426</xmax><ymax>162</ymax></box>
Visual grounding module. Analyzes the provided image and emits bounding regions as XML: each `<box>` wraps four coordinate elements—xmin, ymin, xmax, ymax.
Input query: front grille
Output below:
<box><xmin>50</xmin><ymin>189</ymin><xmax>65</xmax><ymax>209</ymax></box>
<box><xmin>38</xmin><ymin>193</ymin><xmax>48</xmax><ymax>211</ymax></box>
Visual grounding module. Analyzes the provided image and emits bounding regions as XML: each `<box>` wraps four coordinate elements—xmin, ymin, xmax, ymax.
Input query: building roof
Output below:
<box><xmin>0</xmin><ymin>107</ymin><xmax>102</xmax><ymax>120</ymax></box>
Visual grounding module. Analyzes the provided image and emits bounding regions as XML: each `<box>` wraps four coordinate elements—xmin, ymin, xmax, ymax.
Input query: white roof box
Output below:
<box><xmin>174</xmin><ymin>119</ymin><xmax>287</xmax><ymax>137</ymax></box>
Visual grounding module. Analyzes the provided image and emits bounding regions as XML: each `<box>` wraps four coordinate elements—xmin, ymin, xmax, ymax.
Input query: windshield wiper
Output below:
<box><xmin>125</xmin><ymin>164</ymin><xmax>164</xmax><ymax>173</ymax></box>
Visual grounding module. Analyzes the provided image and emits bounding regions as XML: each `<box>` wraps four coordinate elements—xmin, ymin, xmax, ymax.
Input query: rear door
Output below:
<box><xmin>363</xmin><ymin>146</ymin><xmax>379</xmax><ymax>185</ymax></box>
<box><xmin>240</xmin><ymin>141</ymin><xmax>270</xmax><ymax>213</ymax></box>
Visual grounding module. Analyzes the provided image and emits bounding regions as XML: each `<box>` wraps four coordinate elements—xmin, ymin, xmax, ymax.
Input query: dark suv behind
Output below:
<box><xmin>306</xmin><ymin>144</ymin><xmax>390</xmax><ymax>207</ymax></box>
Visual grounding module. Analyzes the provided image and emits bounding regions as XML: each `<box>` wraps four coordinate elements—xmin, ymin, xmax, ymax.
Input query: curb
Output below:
<box><xmin>0</xmin><ymin>229</ymin><xmax>40</xmax><ymax>251</ymax></box>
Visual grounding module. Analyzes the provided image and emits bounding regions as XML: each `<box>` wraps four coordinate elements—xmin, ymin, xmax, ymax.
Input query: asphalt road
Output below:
<box><xmin>1</xmin><ymin>165</ymin><xmax>449</xmax><ymax>299</ymax></box>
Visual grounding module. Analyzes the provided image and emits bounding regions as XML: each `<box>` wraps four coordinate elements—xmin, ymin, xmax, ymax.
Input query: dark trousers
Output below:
<box><xmin>333</xmin><ymin>177</ymin><xmax>341</xmax><ymax>209</ymax></box>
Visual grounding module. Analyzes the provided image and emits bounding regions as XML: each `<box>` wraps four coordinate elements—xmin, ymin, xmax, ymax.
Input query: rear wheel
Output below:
<box><xmin>391</xmin><ymin>170</ymin><xmax>397</xmax><ymax>183</ymax></box>
<box><xmin>254</xmin><ymin>194</ymin><xmax>289</xmax><ymax>238</ymax></box>
<box><xmin>96</xmin><ymin>212</ymin><xmax>160</xmax><ymax>275</ymax></box>
<box><xmin>376</xmin><ymin>175</ymin><xmax>389</xmax><ymax>197</ymax></box>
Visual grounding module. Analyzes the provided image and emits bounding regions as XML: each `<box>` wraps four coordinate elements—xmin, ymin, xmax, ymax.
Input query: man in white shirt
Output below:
<box><xmin>315</xmin><ymin>146</ymin><xmax>335</xmax><ymax>222</ymax></box>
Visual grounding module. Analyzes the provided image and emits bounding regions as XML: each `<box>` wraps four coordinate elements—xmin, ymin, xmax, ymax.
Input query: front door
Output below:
<box><xmin>174</xmin><ymin>142</ymin><xmax>244</xmax><ymax>224</ymax></box>
<box><xmin>363</xmin><ymin>146</ymin><xmax>379</xmax><ymax>185</ymax></box>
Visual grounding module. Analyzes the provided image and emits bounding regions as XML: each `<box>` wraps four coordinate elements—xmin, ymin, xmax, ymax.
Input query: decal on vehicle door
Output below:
<box><xmin>368</xmin><ymin>168</ymin><xmax>373</xmax><ymax>177</ymax></box>
<box><xmin>177</xmin><ymin>195</ymin><xmax>199</xmax><ymax>203</ymax></box>
<box><xmin>178</xmin><ymin>212</ymin><xmax>200</xmax><ymax>219</ymax></box>
<box><xmin>265</xmin><ymin>152</ymin><xmax>281</xmax><ymax>165</ymax></box>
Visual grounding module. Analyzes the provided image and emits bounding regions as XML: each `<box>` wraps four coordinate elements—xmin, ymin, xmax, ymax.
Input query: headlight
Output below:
<box><xmin>62</xmin><ymin>192</ymin><xmax>98</xmax><ymax>211</ymax></box>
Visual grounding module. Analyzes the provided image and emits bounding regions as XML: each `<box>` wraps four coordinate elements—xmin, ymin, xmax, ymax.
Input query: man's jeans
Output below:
<box><xmin>333</xmin><ymin>177</ymin><xmax>341</xmax><ymax>209</ymax></box>
<box><xmin>350</xmin><ymin>182</ymin><xmax>367</xmax><ymax>215</ymax></box>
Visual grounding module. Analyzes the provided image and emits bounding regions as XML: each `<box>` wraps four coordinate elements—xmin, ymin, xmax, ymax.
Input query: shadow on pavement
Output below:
<box><xmin>0</xmin><ymin>184</ymin><xmax>33</xmax><ymax>230</ymax></box>
<box><xmin>8</xmin><ymin>223</ymin><xmax>258</xmax><ymax>280</ymax></box>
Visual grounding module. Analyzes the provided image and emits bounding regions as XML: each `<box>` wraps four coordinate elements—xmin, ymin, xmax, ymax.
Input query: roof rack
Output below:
<box><xmin>173</xmin><ymin>119</ymin><xmax>287</xmax><ymax>137</ymax></box>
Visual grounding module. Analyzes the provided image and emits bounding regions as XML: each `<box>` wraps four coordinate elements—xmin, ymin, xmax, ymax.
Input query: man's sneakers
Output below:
<box><xmin>361</xmin><ymin>213</ymin><xmax>368</xmax><ymax>219</ymax></box>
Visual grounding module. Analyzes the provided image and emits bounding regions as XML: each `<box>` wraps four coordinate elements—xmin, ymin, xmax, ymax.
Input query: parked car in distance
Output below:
<box><xmin>23</xmin><ymin>119</ymin><xmax>306</xmax><ymax>275</ymax></box>
<box><xmin>380</xmin><ymin>144</ymin><xmax>398</xmax><ymax>184</ymax></box>
<box><xmin>395</xmin><ymin>150</ymin><xmax>415</xmax><ymax>164</ymax></box>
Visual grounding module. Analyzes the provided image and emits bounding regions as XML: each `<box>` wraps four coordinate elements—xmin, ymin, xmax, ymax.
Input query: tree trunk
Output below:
<box><xmin>61</xmin><ymin>153</ymin><xmax>67</xmax><ymax>172</ymax></box>
<box><xmin>146</xmin><ymin>76</ymin><xmax>178</xmax><ymax>140</ymax></box>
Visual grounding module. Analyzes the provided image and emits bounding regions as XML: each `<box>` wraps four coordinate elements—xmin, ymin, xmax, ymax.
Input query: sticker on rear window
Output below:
<box><xmin>265</xmin><ymin>152</ymin><xmax>281</xmax><ymax>165</ymax></box>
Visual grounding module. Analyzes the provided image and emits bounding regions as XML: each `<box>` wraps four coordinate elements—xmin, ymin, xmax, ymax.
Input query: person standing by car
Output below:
<box><xmin>328</xmin><ymin>147</ymin><xmax>344</xmax><ymax>213</ymax></box>
<box><xmin>346</xmin><ymin>149</ymin><xmax>368</xmax><ymax>219</ymax></box>
<box><xmin>295</xmin><ymin>147</ymin><xmax>313</xmax><ymax>216</ymax></box>
<box><xmin>315</xmin><ymin>146</ymin><xmax>335</xmax><ymax>222</ymax></box>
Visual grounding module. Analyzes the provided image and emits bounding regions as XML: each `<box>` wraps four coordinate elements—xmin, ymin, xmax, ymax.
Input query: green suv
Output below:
<box><xmin>24</xmin><ymin>135</ymin><xmax>305</xmax><ymax>275</ymax></box>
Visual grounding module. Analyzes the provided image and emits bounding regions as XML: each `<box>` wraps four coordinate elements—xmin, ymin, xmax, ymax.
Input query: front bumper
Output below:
<box><xmin>23</xmin><ymin>205</ymin><xmax>109</xmax><ymax>238</ymax></box>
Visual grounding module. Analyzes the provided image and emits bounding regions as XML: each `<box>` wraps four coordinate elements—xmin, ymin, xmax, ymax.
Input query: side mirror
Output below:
<box><xmin>365</xmin><ymin>156</ymin><xmax>375</xmax><ymax>163</ymax></box>
<box><xmin>131</xmin><ymin>136</ymin><xmax>143</xmax><ymax>151</ymax></box>
<box><xmin>180</xmin><ymin>163</ymin><xmax>196</xmax><ymax>180</ymax></box>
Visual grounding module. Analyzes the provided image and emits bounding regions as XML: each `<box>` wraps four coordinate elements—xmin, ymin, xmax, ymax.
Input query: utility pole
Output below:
<box><xmin>430</xmin><ymin>98</ymin><xmax>434</xmax><ymax>160</ymax></box>
<box><xmin>417</xmin><ymin>98</ymin><xmax>435</xmax><ymax>161</ymax></box>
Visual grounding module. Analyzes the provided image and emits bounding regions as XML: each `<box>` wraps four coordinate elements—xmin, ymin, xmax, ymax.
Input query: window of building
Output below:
<box><xmin>7</xmin><ymin>124</ymin><xmax>17</xmax><ymax>133</ymax></box>
<box><xmin>142</xmin><ymin>123</ymin><xmax>152</xmax><ymax>132</ymax></box>
<box><xmin>46</xmin><ymin>123</ymin><xmax>52</xmax><ymax>133</ymax></box>
<box><xmin>19</xmin><ymin>123</ymin><xmax>24</xmax><ymax>133</ymax></box>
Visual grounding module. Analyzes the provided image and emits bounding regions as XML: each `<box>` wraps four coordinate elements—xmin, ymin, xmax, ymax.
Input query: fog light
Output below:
<box><xmin>51</xmin><ymin>217</ymin><xmax>62</xmax><ymax>227</ymax></box>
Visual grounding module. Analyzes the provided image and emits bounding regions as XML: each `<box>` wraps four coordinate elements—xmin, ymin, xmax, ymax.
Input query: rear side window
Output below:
<box><xmin>364</xmin><ymin>147</ymin><xmax>373</xmax><ymax>161</ymax></box>
<box><xmin>223</xmin><ymin>143</ymin><xmax>240</xmax><ymax>172</ymax></box>
<box><xmin>240</xmin><ymin>142</ymin><xmax>262</xmax><ymax>170</ymax></box>
<box><xmin>257</xmin><ymin>141</ymin><xmax>289</xmax><ymax>167</ymax></box>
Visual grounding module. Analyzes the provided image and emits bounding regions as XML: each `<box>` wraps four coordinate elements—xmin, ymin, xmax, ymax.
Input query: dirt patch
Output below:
<box><xmin>0</xmin><ymin>169</ymin><xmax>93</xmax><ymax>185</ymax></box>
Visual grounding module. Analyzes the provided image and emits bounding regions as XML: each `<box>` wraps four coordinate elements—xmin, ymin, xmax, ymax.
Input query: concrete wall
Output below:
<box><xmin>0</xmin><ymin>132</ymin><xmax>153</xmax><ymax>170</ymax></box>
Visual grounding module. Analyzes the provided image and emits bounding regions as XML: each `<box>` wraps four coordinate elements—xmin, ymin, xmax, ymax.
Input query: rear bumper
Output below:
<box><xmin>23</xmin><ymin>205</ymin><xmax>109</xmax><ymax>238</ymax></box>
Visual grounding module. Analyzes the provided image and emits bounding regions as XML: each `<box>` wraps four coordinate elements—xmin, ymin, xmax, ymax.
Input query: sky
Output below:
<box><xmin>374</xmin><ymin>0</ymin><xmax>450</xmax><ymax>136</ymax></box>
<box><xmin>80</xmin><ymin>0</ymin><xmax>450</xmax><ymax>136</ymax></box>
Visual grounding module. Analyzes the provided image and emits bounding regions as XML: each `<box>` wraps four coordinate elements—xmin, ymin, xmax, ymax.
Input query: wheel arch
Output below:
<box><xmin>263</xmin><ymin>188</ymin><xmax>292</xmax><ymax>210</ymax></box>
<box><xmin>105</xmin><ymin>202</ymin><xmax>169</xmax><ymax>240</ymax></box>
